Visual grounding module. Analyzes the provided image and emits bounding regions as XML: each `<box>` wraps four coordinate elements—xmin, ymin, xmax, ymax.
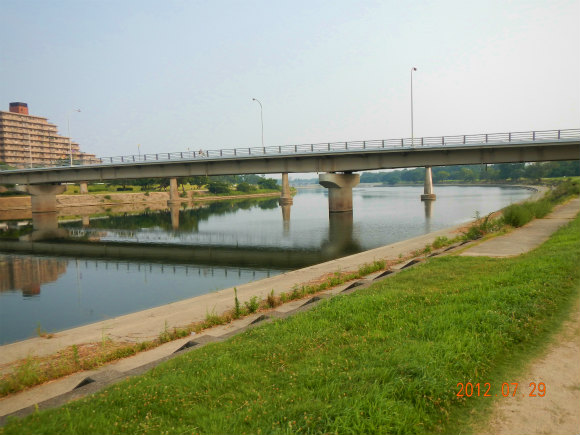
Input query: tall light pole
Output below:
<box><xmin>252</xmin><ymin>98</ymin><xmax>264</xmax><ymax>147</ymax></box>
<box><xmin>67</xmin><ymin>109</ymin><xmax>81</xmax><ymax>166</ymax></box>
<box><xmin>411</xmin><ymin>67</ymin><xmax>417</xmax><ymax>146</ymax></box>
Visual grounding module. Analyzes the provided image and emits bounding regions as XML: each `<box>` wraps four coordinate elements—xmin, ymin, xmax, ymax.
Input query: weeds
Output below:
<box><xmin>266</xmin><ymin>289</ymin><xmax>279</xmax><ymax>308</ymax></box>
<box><xmin>233</xmin><ymin>287</ymin><xmax>242</xmax><ymax>319</ymax></box>
<box><xmin>204</xmin><ymin>308</ymin><xmax>225</xmax><ymax>328</ymax></box>
<box><xmin>35</xmin><ymin>323</ymin><xmax>53</xmax><ymax>339</ymax></box>
<box><xmin>71</xmin><ymin>345</ymin><xmax>80</xmax><ymax>367</ymax></box>
<box><xmin>432</xmin><ymin>236</ymin><xmax>450</xmax><ymax>249</ymax></box>
<box><xmin>244</xmin><ymin>296</ymin><xmax>260</xmax><ymax>314</ymax></box>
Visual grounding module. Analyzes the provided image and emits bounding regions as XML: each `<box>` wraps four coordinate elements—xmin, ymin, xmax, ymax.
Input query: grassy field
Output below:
<box><xmin>2</xmin><ymin>211</ymin><xmax>579</xmax><ymax>434</ymax></box>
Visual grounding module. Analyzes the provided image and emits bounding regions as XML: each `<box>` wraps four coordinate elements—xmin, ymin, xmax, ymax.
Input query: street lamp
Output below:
<box><xmin>252</xmin><ymin>98</ymin><xmax>264</xmax><ymax>147</ymax></box>
<box><xmin>411</xmin><ymin>67</ymin><xmax>417</xmax><ymax>146</ymax></box>
<box><xmin>67</xmin><ymin>109</ymin><xmax>81</xmax><ymax>166</ymax></box>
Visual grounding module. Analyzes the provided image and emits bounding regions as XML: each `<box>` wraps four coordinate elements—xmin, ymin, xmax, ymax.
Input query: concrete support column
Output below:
<box><xmin>168</xmin><ymin>177</ymin><xmax>179</xmax><ymax>205</ymax></box>
<box><xmin>25</xmin><ymin>184</ymin><xmax>68</xmax><ymax>239</ymax></box>
<box><xmin>420</xmin><ymin>166</ymin><xmax>436</xmax><ymax>201</ymax></box>
<box><xmin>28</xmin><ymin>184</ymin><xmax>66</xmax><ymax>215</ymax></box>
<box><xmin>319</xmin><ymin>172</ymin><xmax>360</xmax><ymax>213</ymax></box>
<box><xmin>79</xmin><ymin>182</ymin><xmax>89</xmax><ymax>194</ymax></box>
<box><xmin>279</xmin><ymin>172</ymin><xmax>293</xmax><ymax>205</ymax></box>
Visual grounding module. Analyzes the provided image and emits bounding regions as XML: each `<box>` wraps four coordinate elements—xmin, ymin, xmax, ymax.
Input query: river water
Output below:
<box><xmin>0</xmin><ymin>185</ymin><xmax>532</xmax><ymax>344</ymax></box>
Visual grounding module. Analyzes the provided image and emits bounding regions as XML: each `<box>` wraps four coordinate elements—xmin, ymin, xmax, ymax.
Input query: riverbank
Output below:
<box><xmin>0</xmin><ymin>185</ymin><xmax>546</xmax><ymax>378</ymax></box>
<box><xmin>1</xmin><ymin>197</ymin><xmax>578</xmax><ymax>432</ymax></box>
<box><xmin>0</xmin><ymin>220</ymin><xmax>476</xmax><ymax>367</ymax></box>
<box><xmin>0</xmin><ymin>190</ymin><xmax>281</xmax><ymax>220</ymax></box>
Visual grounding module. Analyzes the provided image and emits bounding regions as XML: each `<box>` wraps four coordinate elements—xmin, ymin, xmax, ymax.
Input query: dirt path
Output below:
<box><xmin>476</xmin><ymin>299</ymin><xmax>580</xmax><ymax>435</ymax></box>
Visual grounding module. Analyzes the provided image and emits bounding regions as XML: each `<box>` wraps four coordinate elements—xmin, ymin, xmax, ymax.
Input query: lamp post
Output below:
<box><xmin>67</xmin><ymin>109</ymin><xmax>81</xmax><ymax>166</ymax></box>
<box><xmin>252</xmin><ymin>98</ymin><xmax>264</xmax><ymax>147</ymax></box>
<box><xmin>411</xmin><ymin>67</ymin><xmax>417</xmax><ymax>146</ymax></box>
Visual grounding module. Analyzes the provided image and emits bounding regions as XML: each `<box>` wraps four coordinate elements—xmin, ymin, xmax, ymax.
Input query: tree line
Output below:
<box><xmin>360</xmin><ymin>161</ymin><xmax>579</xmax><ymax>184</ymax></box>
<box><xmin>104</xmin><ymin>174</ymin><xmax>280</xmax><ymax>194</ymax></box>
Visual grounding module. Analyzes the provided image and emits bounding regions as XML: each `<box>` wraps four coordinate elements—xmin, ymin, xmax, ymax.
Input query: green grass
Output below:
<box><xmin>2</xmin><ymin>213</ymin><xmax>579</xmax><ymax>434</ymax></box>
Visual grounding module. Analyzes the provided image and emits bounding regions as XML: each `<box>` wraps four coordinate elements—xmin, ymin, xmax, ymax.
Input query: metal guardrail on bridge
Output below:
<box><xmin>2</xmin><ymin>128</ymin><xmax>579</xmax><ymax>172</ymax></box>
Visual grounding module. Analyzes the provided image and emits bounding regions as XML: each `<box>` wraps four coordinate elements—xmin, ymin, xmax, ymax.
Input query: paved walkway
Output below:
<box><xmin>461</xmin><ymin>197</ymin><xmax>579</xmax><ymax>257</ymax></box>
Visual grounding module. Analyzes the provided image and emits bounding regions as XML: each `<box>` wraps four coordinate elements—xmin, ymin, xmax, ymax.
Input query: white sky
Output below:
<box><xmin>1</xmin><ymin>0</ymin><xmax>579</xmax><ymax>165</ymax></box>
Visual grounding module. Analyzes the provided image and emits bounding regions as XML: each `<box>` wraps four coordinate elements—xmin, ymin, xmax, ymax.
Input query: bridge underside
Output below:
<box><xmin>1</xmin><ymin>141</ymin><xmax>578</xmax><ymax>185</ymax></box>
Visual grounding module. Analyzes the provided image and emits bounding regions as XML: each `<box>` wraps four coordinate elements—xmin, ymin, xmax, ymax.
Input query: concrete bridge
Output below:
<box><xmin>1</xmin><ymin>129</ymin><xmax>578</xmax><ymax>229</ymax></box>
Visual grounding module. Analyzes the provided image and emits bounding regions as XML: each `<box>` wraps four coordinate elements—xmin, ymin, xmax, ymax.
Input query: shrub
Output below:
<box><xmin>244</xmin><ymin>296</ymin><xmax>260</xmax><ymax>314</ymax></box>
<box><xmin>236</xmin><ymin>182</ymin><xmax>256</xmax><ymax>193</ymax></box>
<box><xmin>266</xmin><ymin>290</ymin><xmax>279</xmax><ymax>308</ymax></box>
<box><xmin>502</xmin><ymin>204</ymin><xmax>533</xmax><ymax>227</ymax></box>
<box><xmin>208</xmin><ymin>181</ymin><xmax>231</xmax><ymax>194</ymax></box>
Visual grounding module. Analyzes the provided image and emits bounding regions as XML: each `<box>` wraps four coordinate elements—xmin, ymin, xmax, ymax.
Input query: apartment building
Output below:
<box><xmin>0</xmin><ymin>102</ymin><xmax>100</xmax><ymax>168</ymax></box>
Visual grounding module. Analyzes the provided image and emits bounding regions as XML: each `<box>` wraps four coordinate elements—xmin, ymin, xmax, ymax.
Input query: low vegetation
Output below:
<box><xmin>2</xmin><ymin>211</ymin><xmax>578</xmax><ymax>434</ymax></box>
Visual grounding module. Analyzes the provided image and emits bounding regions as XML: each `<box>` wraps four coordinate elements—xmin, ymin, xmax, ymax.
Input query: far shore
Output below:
<box><xmin>0</xmin><ymin>190</ymin><xmax>282</xmax><ymax>217</ymax></box>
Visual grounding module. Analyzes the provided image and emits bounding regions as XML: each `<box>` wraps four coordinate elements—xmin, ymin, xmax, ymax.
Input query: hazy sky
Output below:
<box><xmin>1</xmin><ymin>0</ymin><xmax>579</xmax><ymax>161</ymax></box>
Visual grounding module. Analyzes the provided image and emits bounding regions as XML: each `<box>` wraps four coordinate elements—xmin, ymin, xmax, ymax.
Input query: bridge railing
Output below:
<box><xmin>2</xmin><ymin>128</ymin><xmax>579</xmax><ymax>171</ymax></box>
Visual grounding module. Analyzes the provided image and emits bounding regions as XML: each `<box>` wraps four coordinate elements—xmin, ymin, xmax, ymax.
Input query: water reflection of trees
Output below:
<box><xmin>60</xmin><ymin>197</ymin><xmax>279</xmax><ymax>232</ymax></box>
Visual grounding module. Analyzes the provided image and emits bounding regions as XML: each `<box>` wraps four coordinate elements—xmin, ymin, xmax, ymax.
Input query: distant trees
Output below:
<box><xmin>359</xmin><ymin>160</ymin><xmax>579</xmax><ymax>185</ymax></box>
<box><xmin>257</xmin><ymin>178</ymin><xmax>280</xmax><ymax>190</ymax></box>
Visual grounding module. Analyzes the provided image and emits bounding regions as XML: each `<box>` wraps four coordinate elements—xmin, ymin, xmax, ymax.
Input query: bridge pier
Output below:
<box><xmin>168</xmin><ymin>177</ymin><xmax>180</xmax><ymax>205</ymax></box>
<box><xmin>319</xmin><ymin>172</ymin><xmax>360</xmax><ymax>213</ymax></box>
<box><xmin>279</xmin><ymin>173</ymin><xmax>293</xmax><ymax>206</ymax></box>
<box><xmin>420</xmin><ymin>166</ymin><xmax>436</xmax><ymax>201</ymax></box>
<box><xmin>24</xmin><ymin>184</ymin><xmax>68</xmax><ymax>240</ymax></box>
<box><xmin>28</xmin><ymin>184</ymin><xmax>67</xmax><ymax>217</ymax></box>
<box><xmin>79</xmin><ymin>182</ymin><xmax>89</xmax><ymax>194</ymax></box>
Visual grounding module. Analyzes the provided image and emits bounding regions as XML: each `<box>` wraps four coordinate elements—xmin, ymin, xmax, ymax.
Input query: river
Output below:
<box><xmin>0</xmin><ymin>185</ymin><xmax>532</xmax><ymax>345</ymax></box>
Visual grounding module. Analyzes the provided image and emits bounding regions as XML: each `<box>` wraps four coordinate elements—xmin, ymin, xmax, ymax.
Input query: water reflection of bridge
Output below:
<box><xmin>1</xmin><ymin>212</ymin><xmax>360</xmax><ymax>269</ymax></box>
<box><xmin>66</xmin><ymin>228</ymin><xmax>317</xmax><ymax>249</ymax></box>
<box><xmin>0</xmin><ymin>238</ymin><xmax>355</xmax><ymax>269</ymax></box>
